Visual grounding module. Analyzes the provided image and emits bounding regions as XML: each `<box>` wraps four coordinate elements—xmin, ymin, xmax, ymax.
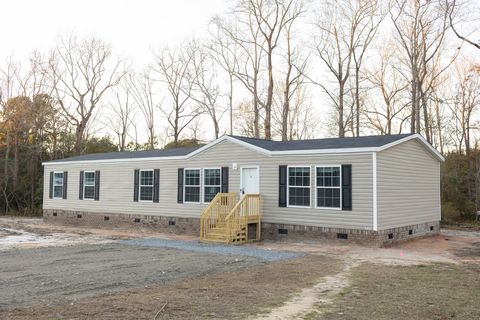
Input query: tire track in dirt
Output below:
<box><xmin>253</xmin><ymin>259</ymin><xmax>359</xmax><ymax>320</ymax></box>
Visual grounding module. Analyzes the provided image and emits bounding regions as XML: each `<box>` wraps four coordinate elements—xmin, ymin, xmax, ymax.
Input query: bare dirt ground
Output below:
<box><xmin>0</xmin><ymin>217</ymin><xmax>479</xmax><ymax>319</ymax></box>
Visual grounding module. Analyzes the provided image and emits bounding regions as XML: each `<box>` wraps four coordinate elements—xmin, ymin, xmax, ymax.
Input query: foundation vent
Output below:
<box><xmin>409</xmin><ymin>229</ymin><xmax>413</xmax><ymax>235</ymax></box>
<box><xmin>337</xmin><ymin>233</ymin><xmax>348</xmax><ymax>240</ymax></box>
<box><xmin>104</xmin><ymin>216</ymin><xmax>110</xmax><ymax>221</ymax></box>
<box><xmin>53</xmin><ymin>212</ymin><xmax>57</xmax><ymax>217</ymax></box>
<box><xmin>169</xmin><ymin>221</ymin><xmax>176</xmax><ymax>226</ymax></box>
<box><xmin>77</xmin><ymin>214</ymin><xmax>82</xmax><ymax>219</ymax></box>
<box><xmin>278</xmin><ymin>228</ymin><xmax>288</xmax><ymax>235</ymax></box>
<box><xmin>134</xmin><ymin>218</ymin><xmax>141</xmax><ymax>223</ymax></box>
<box><xmin>388</xmin><ymin>233</ymin><xmax>394</xmax><ymax>239</ymax></box>
<box><xmin>430</xmin><ymin>226</ymin><xmax>434</xmax><ymax>231</ymax></box>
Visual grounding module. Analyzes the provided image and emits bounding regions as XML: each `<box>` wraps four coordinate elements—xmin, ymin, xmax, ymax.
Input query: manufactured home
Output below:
<box><xmin>42</xmin><ymin>133</ymin><xmax>443</xmax><ymax>246</ymax></box>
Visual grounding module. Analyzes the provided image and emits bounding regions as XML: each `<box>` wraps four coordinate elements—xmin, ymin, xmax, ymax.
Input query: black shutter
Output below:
<box><xmin>153</xmin><ymin>169</ymin><xmax>160</xmax><ymax>203</ymax></box>
<box><xmin>49</xmin><ymin>171</ymin><xmax>53</xmax><ymax>199</ymax></box>
<box><xmin>221</xmin><ymin>167</ymin><xmax>229</xmax><ymax>193</ymax></box>
<box><xmin>63</xmin><ymin>171</ymin><xmax>68</xmax><ymax>199</ymax></box>
<box><xmin>94</xmin><ymin>170</ymin><xmax>100</xmax><ymax>201</ymax></box>
<box><xmin>177</xmin><ymin>168</ymin><xmax>184</xmax><ymax>203</ymax></box>
<box><xmin>79</xmin><ymin>171</ymin><xmax>84</xmax><ymax>200</ymax></box>
<box><xmin>133</xmin><ymin>169</ymin><xmax>139</xmax><ymax>202</ymax></box>
<box><xmin>342</xmin><ymin>164</ymin><xmax>352</xmax><ymax>211</ymax></box>
<box><xmin>279</xmin><ymin>165</ymin><xmax>287</xmax><ymax>207</ymax></box>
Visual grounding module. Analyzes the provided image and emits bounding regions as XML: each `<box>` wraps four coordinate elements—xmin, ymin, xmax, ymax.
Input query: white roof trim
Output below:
<box><xmin>43</xmin><ymin>133</ymin><xmax>444</xmax><ymax>165</ymax></box>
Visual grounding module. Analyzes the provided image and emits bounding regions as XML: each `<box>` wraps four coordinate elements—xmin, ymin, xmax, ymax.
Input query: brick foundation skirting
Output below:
<box><xmin>262</xmin><ymin>221</ymin><xmax>440</xmax><ymax>247</ymax></box>
<box><xmin>43</xmin><ymin>209</ymin><xmax>200</xmax><ymax>235</ymax></box>
<box><xmin>43</xmin><ymin>209</ymin><xmax>439</xmax><ymax>246</ymax></box>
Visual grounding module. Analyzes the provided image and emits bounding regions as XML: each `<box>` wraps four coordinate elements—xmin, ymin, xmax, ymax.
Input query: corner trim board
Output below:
<box><xmin>372</xmin><ymin>152</ymin><xmax>378</xmax><ymax>231</ymax></box>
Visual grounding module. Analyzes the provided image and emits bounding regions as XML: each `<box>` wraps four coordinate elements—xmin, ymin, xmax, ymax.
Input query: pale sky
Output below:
<box><xmin>0</xmin><ymin>0</ymin><xmax>226</xmax><ymax>65</ymax></box>
<box><xmin>0</xmin><ymin>0</ymin><xmax>479</xmax><ymax>144</ymax></box>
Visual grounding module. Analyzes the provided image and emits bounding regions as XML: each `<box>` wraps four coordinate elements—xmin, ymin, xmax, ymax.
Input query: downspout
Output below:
<box><xmin>372</xmin><ymin>152</ymin><xmax>378</xmax><ymax>231</ymax></box>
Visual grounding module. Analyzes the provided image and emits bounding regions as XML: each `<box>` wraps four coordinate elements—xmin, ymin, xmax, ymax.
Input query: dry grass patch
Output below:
<box><xmin>316</xmin><ymin>263</ymin><xmax>480</xmax><ymax>320</ymax></box>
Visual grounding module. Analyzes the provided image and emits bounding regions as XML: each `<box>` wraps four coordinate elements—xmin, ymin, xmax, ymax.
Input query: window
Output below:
<box><xmin>139</xmin><ymin>170</ymin><xmax>154</xmax><ymax>201</ymax></box>
<box><xmin>316</xmin><ymin>166</ymin><xmax>341</xmax><ymax>209</ymax></box>
<box><xmin>287</xmin><ymin>166</ymin><xmax>310</xmax><ymax>207</ymax></box>
<box><xmin>83</xmin><ymin>171</ymin><xmax>95</xmax><ymax>200</ymax></box>
<box><xmin>184</xmin><ymin>169</ymin><xmax>201</xmax><ymax>203</ymax></box>
<box><xmin>53</xmin><ymin>172</ymin><xmax>64</xmax><ymax>199</ymax></box>
<box><xmin>203</xmin><ymin>168</ymin><xmax>221</xmax><ymax>202</ymax></box>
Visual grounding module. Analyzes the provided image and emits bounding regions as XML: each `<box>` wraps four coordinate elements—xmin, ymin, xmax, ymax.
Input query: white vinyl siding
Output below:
<box><xmin>377</xmin><ymin>139</ymin><xmax>441</xmax><ymax>230</ymax></box>
<box><xmin>43</xmin><ymin>139</ymin><xmax>375</xmax><ymax>230</ymax></box>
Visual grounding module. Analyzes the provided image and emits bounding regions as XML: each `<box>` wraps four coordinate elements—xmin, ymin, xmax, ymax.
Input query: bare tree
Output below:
<box><xmin>154</xmin><ymin>45</ymin><xmax>200</xmax><ymax>145</ymax></box>
<box><xmin>447</xmin><ymin>62</ymin><xmax>480</xmax><ymax>155</ymax></box>
<box><xmin>446</xmin><ymin>0</ymin><xmax>480</xmax><ymax>50</ymax></box>
<box><xmin>128</xmin><ymin>70</ymin><xmax>158</xmax><ymax>150</ymax></box>
<box><xmin>107</xmin><ymin>80</ymin><xmax>137</xmax><ymax>151</ymax></box>
<box><xmin>241</xmin><ymin>0</ymin><xmax>306</xmax><ymax>140</ymax></box>
<box><xmin>312</xmin><ymin>0</ymin><xmax>380</xmax><ymax>137</ymax></box>
<box><xmin>188</xmin><ymin>41</ymin><xmax>225</xmax><ymax>139</ymax></box>
<box><xmin>211</xmin><ymin>13</ymin><xmax>265</xmax><ymax>138</ymax></box>
<box><xmin>364</xmin><ymin>43</ymin><xmax>410</xmax><ymax>135</ymax></box>
<box><xmin>391</xmin><ymin>0</ymin><xmax>453</xmax><ymax>141</ymax></box>
<box><xmin>45</xmin><ymin>35</ymin><xmax>126</xmax><ymax>154</ymax></box>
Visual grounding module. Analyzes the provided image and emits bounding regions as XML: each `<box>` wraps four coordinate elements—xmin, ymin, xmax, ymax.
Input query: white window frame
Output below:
<box><xmin>286</xmin><ymin>165</ymin><xmax>311</xmax><ymax>208</ymax></box>
<box><xmin>315</xmin><ymin>165</ymin><xmax>342</xmax><ymax>210</ymax></box>
<box><xmin>184</xmin><ymin>168</ymin><xmax>202</xmax><ymax>204</ymax></box>
<box><xmin>139</xmin><ymin>169</ymin><xmax>154</xmax><ymax>202</ymax></box>
<box><xmin>83</xmin><ymin>171</ymin><xmax>96</xmax><ymax>201</ymax></box>
<box><xmin>202</xmin><ymin>167</ymin><xmax>222</xmax><ymax>203</ymax></box>
<box><xmin>53</xmin><ymin>171</ymin><xmax>64</xmax><ymax>199</ymax></box>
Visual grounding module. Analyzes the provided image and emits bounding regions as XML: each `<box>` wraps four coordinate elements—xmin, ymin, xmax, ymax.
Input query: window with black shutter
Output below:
<box><xmin>341</xmin><ymin>164</ymin><xmax>352</xmax><ymax>211</ymax></box>
<box><xmin>133</xmin><ymin>169</ymin><xmax>139</xmax><ymax>202</ymax></box>
<box><xmin>94</xmin><ymin>170</ymin><xmax>100</xmax><ymax>201</ymax></box>
<box><xmin>153</xmin><ymin>169</ymin><xmax>160</xmax><ymax>203</ymax></box>
<box><xmin>177</xmin><ymin>168</ymin><xmax>184</xmax><ymax>203</ymax></box>
<box><xmin>278</xmin><ymin>165</ymin><xmax>287</xmax><ymax>207</ymax></box>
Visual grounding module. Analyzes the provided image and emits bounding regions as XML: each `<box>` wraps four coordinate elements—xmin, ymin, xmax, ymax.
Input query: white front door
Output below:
<box><xmin>241</xmin><ymin>167</ymin><xmax>259</xmax><ymax>195</ymax></box>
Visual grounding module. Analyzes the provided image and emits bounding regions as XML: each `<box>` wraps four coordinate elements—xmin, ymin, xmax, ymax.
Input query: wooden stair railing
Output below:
<box><xmin>224</xmin><ymin>194</ymin><xmax>261</xmax><ymax>244</ymax></box>
<box><xmin>200</xmin><ymin>192</ymin><xmax>237</xmax><ymax>241</ymax></box>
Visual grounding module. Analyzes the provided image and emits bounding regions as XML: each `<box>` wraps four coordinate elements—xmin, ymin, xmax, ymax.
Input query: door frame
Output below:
<box><xmin>240</xmin><ymin>165</ymin><xmax>260</xmax><ymax>195</ymax></box>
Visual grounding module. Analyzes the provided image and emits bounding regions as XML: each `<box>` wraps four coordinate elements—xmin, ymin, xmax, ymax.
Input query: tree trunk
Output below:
<box><xmin>355</xmin><ymin>66</ymin><xmax>360</xmax><ymax>137</ymax></box>
<box><xmin>264</xmin><ymin>49</ymin><xmax>274</xmax><ymax>140</ymax></box>
<box><xmin>338</xmin><ymin>82</ymin><xmax>345</xmax><ymax>138</ymax></box>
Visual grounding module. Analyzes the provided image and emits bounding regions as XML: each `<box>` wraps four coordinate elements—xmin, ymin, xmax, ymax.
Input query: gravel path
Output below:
<box><xmin>121</xmin><ymin>238</ymin><xmax>304</xmax><ymax>262</ymax></box>
<box><xmin>0</xmin><ymin>243</ymin><xmax>264</xmax><ymax>309</ymax></box>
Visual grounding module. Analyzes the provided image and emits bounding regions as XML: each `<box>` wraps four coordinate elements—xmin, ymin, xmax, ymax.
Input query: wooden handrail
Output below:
<box><xmin>225</xmin><ymin>194</ymin><xmax>261</xmax><ymax>242</ymax></box>
<box><xmin>200</xmin><ymin>192</ymin><xmax>237</xmax><ymax>240</ymax></box>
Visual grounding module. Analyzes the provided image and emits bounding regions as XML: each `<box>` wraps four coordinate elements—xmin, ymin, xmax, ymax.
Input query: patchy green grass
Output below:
<box><xmin>317</xmin><ymin>263</ymin><xmax>480</xmax><ymax>320</ymax></box>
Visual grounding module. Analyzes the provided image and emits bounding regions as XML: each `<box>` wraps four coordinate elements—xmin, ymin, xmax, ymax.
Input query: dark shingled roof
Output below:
<box><xmin>44</xmin><ymin>134</ymin><xmax>415</xmax><ymax>163</ymax></box>
<box><xmin>46</xmin><ymin>146</ymin><xmax>201</xmax><ymax>163</ymax></box>
<box><xmin>229</xmin><ymin>133</ymin><xmax>414</xmax><ymax>151</ymax></box>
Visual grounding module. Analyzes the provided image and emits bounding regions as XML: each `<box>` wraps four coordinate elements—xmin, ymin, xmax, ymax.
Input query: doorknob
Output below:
<box><xmin>240</xmin><ymin>188</ymin><xmax>245</xmax><ymax>194</ymax></box>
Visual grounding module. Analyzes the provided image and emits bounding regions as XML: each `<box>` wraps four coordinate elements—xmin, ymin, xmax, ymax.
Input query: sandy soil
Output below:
<box><xmin>0</xmin><ymin>217</ymin><xmax>479</xmax><ymax>319</ymax></box>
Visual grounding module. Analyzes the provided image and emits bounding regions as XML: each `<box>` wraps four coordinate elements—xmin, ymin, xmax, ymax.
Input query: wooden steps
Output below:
<box><xmin>200</xmin><ymin>193</ymin><xmax>261</xmax><ymax>245</ymax></box>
